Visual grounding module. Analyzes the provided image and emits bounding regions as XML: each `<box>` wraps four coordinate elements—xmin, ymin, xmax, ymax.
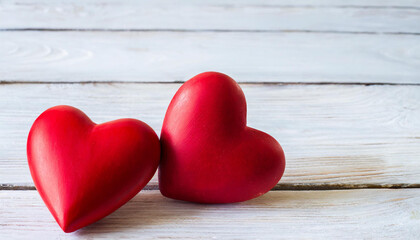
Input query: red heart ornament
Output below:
<box><xmin>159</xmin><ymin>72</ymin><xmax>285</xmax><ymax>203</ymax></box>
<box><xmin>27</xmin><ymin>106</ymin><xmax>160</xmax><ymax>232</ymax></box>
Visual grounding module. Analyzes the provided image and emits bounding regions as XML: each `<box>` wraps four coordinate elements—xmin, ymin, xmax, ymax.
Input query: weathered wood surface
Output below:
<box><xmin>1</xmin><ymin>0</ymin><xmax>420</xmax><ymax>238</ymax></box>
<box><xmin>1</xmin><ymin>189</ymin><xmax>419</xmax><ymax>239</ymax></box>
<box><xmin>1</xmin><ymin>0</ymin><xmax>420</xmax><ymax>33</ymax></box>
<box><xmin>1</xmin><ymin>83</ymin><xmax>419</xmax><ymax>187</ymax></box>
<box><xmin>1</xmin><ymin>32</ymin><xmax>419</xmax><ymax>83</ymax></box>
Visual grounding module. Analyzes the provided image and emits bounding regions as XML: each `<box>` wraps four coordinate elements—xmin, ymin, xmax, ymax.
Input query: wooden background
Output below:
<box><xmin>1</xmin><ymin>0</ymin><xmax>419</xmax><ymax>239</ymax></box>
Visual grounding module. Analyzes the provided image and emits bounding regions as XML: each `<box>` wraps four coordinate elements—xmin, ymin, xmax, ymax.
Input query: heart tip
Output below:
<box><xmin>58</xmin><ymin>220</ymin><xmax>79</xmax><ymax>233</ymax></box>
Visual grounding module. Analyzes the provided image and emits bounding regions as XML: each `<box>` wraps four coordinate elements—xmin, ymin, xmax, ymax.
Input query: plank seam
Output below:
<box><xmin>2</xmin><ymin>183</ymin><xmax>420</xmax><ymax>191</ymax></box>
<box><xmin>1</xmin><ymin>28</ymin><xmax>420</xmax><ymax>36</ymax></box>
<box><xmin>1</xmin><ymin>81</ymin><xmax>419</xmax><ymax>86</ymax></box>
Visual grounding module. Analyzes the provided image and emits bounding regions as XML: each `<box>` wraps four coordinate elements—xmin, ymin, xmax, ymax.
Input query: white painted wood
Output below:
<box><xmin>1</xmin><ymin>0</ymin><xmax>420</xmax><ymax>33</ymax></box>
<box><xmin>1</xmin><ymin>84</ymin><xmax>419</xmax><ymax>186</ymax></box>
<box><xmin>1</xmin><ymin>189</ymin><xmax>419</xmax><ymax>239</ymax></box>
<box><xmin>1</xmin><ymin>32</ymin><xmax>419</xmax><ymax>83</ymax></box>
<box><xmin>1</xmin><ymin>1</ymin><xmax>419</xmax><ymax>238</ymax></box>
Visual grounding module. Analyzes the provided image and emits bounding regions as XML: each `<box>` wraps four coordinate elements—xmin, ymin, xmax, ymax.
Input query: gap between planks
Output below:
<box><xmin>1</xmin><ymin>28</ymin><xmax>420</xmax><ymax>36</ymax></box>
<box><xmin>2</xmin><ymin>183</ymin><xmax>420</xmax><ymax>191</ymax></box>
<box><xmin>1</xmin><ymin>81</ymin><xmax>420</xmax><ymax>86</ymax></box>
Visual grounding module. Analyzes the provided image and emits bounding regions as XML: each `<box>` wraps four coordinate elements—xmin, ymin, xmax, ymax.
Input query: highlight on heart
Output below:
<box><xmin>26</xmin><ymin>72</ymin><xmax>285</xmax><ymax>232</ymax></box>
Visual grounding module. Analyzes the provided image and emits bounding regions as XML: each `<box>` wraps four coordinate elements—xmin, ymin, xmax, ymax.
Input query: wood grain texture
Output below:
<box><xmin>1</xmin><ymin>31</ymin><xmax>420</xmax><ymax>83</ymax></box>
<box><xmin>1</xmin><ymin>189</ymin><xmax>419</xmax><ymax>239</ymax></box>
<box><xmin>1</xmin><ymin>0</ymin><xmax>420</xmax><ymax>33</ymax></box>
<box><xmin>1</xmin><ymin>83</ymin><xmax>419</xmax><ymax>186</ymax></box>
<box><xmin>1</xmin><ymin>0</ymin><xmax>419</xmax><ymax>238</ymax></box>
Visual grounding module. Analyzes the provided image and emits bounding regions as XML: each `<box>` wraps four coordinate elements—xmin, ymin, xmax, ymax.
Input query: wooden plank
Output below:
<box><xmin>1</xmin><ymin>0</ymin><xmax>420</xmax><ymax>33</ymax></box>
<box><xmin>1</xmin><ymin>32</ymin><xmax>420</xmax><ymax>83</ymax></box>
<box><xmin>0</xmin><ymin>189</ymin><xmax>419</xmax><ymax>239</ymax></box>
<box><xmin>1</xmin><ymin>83</ymin><xmax>419</xmax><ymax>186</ymax></box>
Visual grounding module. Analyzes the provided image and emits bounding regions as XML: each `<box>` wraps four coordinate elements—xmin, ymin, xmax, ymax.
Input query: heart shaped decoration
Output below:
<box><xmin>159</xmin><ymin>72</ymin><xmax>285</xmax><ymax>203</ymax></box>
<box><xmin>27</xmin><ymin>106</ymin><xmax>160</xmax><ymax>232</ymax></box>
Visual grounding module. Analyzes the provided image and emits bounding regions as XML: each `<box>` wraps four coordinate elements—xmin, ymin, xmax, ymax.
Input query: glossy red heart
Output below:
<box><xmin>159</xmin><ymin>72</ymin><xmax>285</xmax><ymax>203</ymax></box>
<box><xmin>27</xmin><ymin>106</ymin><xmax>160</xmax><ymax>232</ymax></box>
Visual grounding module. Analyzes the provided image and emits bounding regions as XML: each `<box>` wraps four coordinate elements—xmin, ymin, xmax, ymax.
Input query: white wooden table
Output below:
<box><xmin>1</xmin><ymin>0</ymin><xmax>420</xmax><ymax>239</ymax></box>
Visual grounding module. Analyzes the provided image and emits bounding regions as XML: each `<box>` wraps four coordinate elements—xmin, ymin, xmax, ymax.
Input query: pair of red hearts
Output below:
<box><xmin>27</xmin><ymin>72</ymin><xmax>285</xmax><ymax>232</ymax></box>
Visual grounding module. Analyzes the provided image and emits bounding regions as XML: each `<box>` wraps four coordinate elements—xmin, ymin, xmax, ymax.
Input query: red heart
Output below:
<box><xmin>159</xmin><ymin>72</ymin><xmax>285</xmax><ymax>203</ymax></box>
<box><xmin>27</xmin><ymin>106</ymin><xmax>160</xmax><ymax>232</ymax></box>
